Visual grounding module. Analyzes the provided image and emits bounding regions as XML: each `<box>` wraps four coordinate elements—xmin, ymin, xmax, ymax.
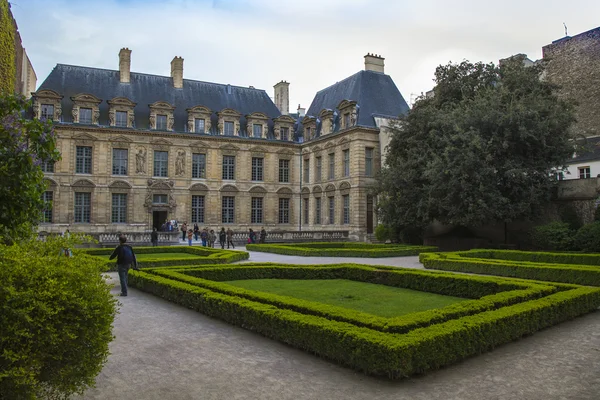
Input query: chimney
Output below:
<box><xmin>119</xmin><ymin>48</ymin><xmax>131</xmax><ymax>83</ymax></box>
<box><xmin>297</xmin><ymin>104</ymin><xmax>305</xmax><ymax>118</ymax></box>
<box><xmin>171</xmin><ymin>56</ymin><xmax>184</xmax><ymax>89</ymax></box>
<box><xmin>364</xmin><ymin>53</ymin><xmax>385</xmax><ymax>73</ymax></box>
<box><xmin>273</xmin><ymin>80</ymin><xmax>290</xmax><ymax>115</ymax></box>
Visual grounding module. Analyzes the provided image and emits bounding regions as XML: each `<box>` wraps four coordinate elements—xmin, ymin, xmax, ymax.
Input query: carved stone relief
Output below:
<box><xmin>135</xmin><ymin>147</ymin><xmax>147</xmax><ymax>174</ymax></box>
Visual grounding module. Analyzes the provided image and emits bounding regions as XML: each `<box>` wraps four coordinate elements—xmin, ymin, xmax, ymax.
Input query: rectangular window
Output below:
<box><xmin>579</xmin><ymin>167</ymin><xmax>591</xmax><ymax>179</ymax></box>
<box><xmin>191</xmin><ymin>195</ymin><xmax>205</xmax><ymax>224</ymax></box>
<box><xmin>115</xmin><ymin>111</ymin><xmax>128</xmax><ymax>127</ymax></box>
<box><xmin>343</xmin><ymin>149</ymin><xmax>350</xmax><ymax>177</ymax></box>
<box><xmin>304</xmin><ymin>158</ymin><xmax>309</xmax><ymax>183</ymax></box>
<box><xmin>192</xmin><ymin>153</ymin><xmax>206</xmax><ymax>179</ymax></box>
<box><xmin>74</xmin><ymin>192</ymin><xmax>91</xmax><ymax>223</ymax></box>
<box><xmin>222</xmin><ymin>155</ymin><xmax>235</xmax><ymax>180</ymax></box>
<box><xmin>315</xmin><ymin>197</ymin><xmax>321</xmax><ymax>224</ymax></box>
<box><xmin>280</xmin><ymin>127</ymin><xmax>289</xmax><ymax>141</ymax></box>
<box><xmin>41</xmin><ymin>104</ymin><xmax>54</xmax><ymax>121</ymax></box>
<box><xmin>328</xmin><ymin>153</ymin><xmax>335</xmax><ymax>180</ymax></box>
<box><xmin>153</xmin><ymin>151</ymin><xmax>168</xmax><ymax>177</ymax></box>
<box><xmin>365</xmin><ymin>147</ymin><xmax>374</xmax><ymax>177</ymax></box>
<box><xmin>194</xmin><ymin>118</ymin><xmax>205</xmax><ymax>133</ymax></box>
<box><xmin>328</xmin><ymin>196</ymin><xmax>335</xmax><ymax>225</ymax></box>
<box><xmin>41</xmin><ymin>160</ymin><xmax>55</xmax><ymax>173</ymax></box>
<box><xmin>224</xmin><ymin>121</ymin><xmax>234</xmax><ymax>136</ymax></box>
<box><xmin>343</xmin><ymin>113</ymin><xmax>350</xmax><ymax>129</ymax></box>
<box><xmin>279</xmin><ymin>198</ymin><xmax>290</xmax><ymax>224</ymax></box>
<box><xmin>222</xmin><ymin>196</ymin><xmax>235</xmax><ymax>223</ymax></box>
<box><xmin>303</xmin><ymin>198</ymin><xmax>309</xmax><ymax>225</ymax></box>
<box><xmin>112</xmin><ymin>148</ymin><xmax>128</xmax><ymax>175</ymax></box>
<box><xmin>79</xmin><ymin>107</ymin><xmax>92</xmax><ymax>124</ymax></box>
<box><xmin>279</xmin><ymin>159</ymin><xmax>290</xmax><ymax>183</ymax></box>
<box><xmin>343</xmin><ymin>195</ymin><xmax>350</xmax><ymax>224</ymax></box>
<box><xmin>253</xmin><ymin>124</ymin><xmax>262</xmax><ymax>138</ymax></box>
<box><xmin>316</xmin><ymin>156</ymin><xmax>322</xmax><ymax>183</ymax></box>
<box><xmin>156</xmin><ymin>114</ymin><xmax>167</xmax><ymax>130</ymax></box>
<box><xmin>111</xmin><ymin>193</ymin><xmax>127</xmax><ymax>223</ymax></box>
<box><xmin>251</xmin><ymin>157</ymin><xmax>264</xmax><ymax>181</ymax></box>
<box><xmin>76</xmin><ymin>146</ymin><xmax>92</xmax><ymax>174</ymax></box>
<box><xmin>251</xmin><ymin>197</ymin><xmax>263</xmax><ymax>224</ymax></box>
<box><xmin>153</xmin><ymin>194</ymin><xmax>168</xmax><ymax>204</ymax></box>
<box><xmin>42</xmin><ymin>191</ymin><xmax>53</xmax><ymax>223</ymax></box>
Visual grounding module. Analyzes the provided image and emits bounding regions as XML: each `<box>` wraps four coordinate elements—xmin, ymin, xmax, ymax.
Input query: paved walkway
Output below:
<box><xmin>79</xmin><ymin>251</ymin><xmax>600</xmax><ymax>400</ymax></box>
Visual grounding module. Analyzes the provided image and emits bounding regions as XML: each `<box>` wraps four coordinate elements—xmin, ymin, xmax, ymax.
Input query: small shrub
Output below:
<box><xmin>574</xmin><ymin>222</ymin><xmax>600</xmax><ymax>252</ymax></box>
<box><xmin>0</xmin><ymin>236</ymin><xmax>117</xmax><ymax>399</ymax></box>
<box><xmin>374</xmin><ymin>224</ymin><xmax>390</xmax><ymax>242</ymax></box>
<box><xmin>531</xmin><ymin>221</ymin><xmax>575</xmax><ymax>251</ymax></box>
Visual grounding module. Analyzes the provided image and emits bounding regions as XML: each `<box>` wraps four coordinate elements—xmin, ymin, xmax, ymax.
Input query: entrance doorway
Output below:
<box><xmin>366</xmin><ymin>196</ymin><xmax>374</xmax><ymax>234</ymax></box>
<box><xmin>153</xmin><ymin>210</ymin><xmax>168</xmax><ymax>231</ymax></box>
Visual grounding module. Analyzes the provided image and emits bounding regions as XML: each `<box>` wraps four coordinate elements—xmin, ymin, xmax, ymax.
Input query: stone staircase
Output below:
<box><xmin>366</xmin><ymin>234</ymin><xmax>382</xmax><ymax>244</ymax></box>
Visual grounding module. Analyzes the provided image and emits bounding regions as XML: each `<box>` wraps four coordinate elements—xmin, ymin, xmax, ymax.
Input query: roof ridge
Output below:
<box><xmin>54</xmin><ymin>63</ymin><xmax>268</xmax><ymax>92</ymax></box>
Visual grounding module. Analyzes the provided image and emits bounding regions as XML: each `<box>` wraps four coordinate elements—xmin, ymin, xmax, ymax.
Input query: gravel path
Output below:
<box><xmin>79</xmin><ymin>251</ymin><xmax>600</xmax><ymax>400</ymax></box>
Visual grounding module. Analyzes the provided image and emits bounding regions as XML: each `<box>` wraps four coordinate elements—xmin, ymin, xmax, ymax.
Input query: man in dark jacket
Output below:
<box><xmin>151</xmin><ymin>228</ymin><xmax>159</xmax><ymax>246</ymax></box>
<box><xmin>109</xmin><ymin>236</ymin><xmax>138</xmax><ymax>297</ymax></box>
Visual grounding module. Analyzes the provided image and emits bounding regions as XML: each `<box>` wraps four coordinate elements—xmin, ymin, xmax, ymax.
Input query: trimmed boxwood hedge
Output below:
<box><xmin>128</xmin><ymin>264</ymin><xmax>600</xmax><ymax>378</ymax></box>
<box><xmin>246</xmin><ymin>242</ymin><xmax>437</xmax><ymax>257</ymax></box>
<box><xmin>143</xmin><ymin>264</ymin><xmax>557</xmax><ymax>334</ymax></box>
<box><xmin>80</xmin><ymin>246</ymin><xmax>248</xmax><ymax>270</ymax></box>
<box><xmin>420</xmin><ymin>251</ymin><xmax>600</xmax><ymax>286</ymax></box>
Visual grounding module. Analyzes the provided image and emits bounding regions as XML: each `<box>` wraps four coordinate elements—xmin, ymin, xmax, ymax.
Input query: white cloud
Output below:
<box><xmin>13</xmin><ymin>0</ymin><xmax>600</xmax><ymax>110</ymax></box>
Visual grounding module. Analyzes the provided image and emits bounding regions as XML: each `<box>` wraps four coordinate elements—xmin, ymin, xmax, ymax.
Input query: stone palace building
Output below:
<box><xmin>32</xmin><ymin>50</ymin><xmax>409</xmax><ymax>240</ymax></box>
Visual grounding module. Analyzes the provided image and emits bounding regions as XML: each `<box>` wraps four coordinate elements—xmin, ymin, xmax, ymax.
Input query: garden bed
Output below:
<box><xmin>127</xmin><ymin>263</ymin><xmax>600</xmax><ymax>378</ymax></box>
<box><xmin>246</xmin><ymin>242</ymin><xmax>437</xmax><ymax>257</ymax></box>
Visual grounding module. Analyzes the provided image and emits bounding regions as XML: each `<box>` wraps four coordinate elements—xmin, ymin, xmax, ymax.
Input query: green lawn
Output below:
<box><xmin>99</xmin><ymin>252</ymin><xmax>199</xmax><ymax>260</ymax></box>
<box><xmin>224</xmin><ymin>279</ymin><xmax>467</xmax><ymax>317</ymax></box>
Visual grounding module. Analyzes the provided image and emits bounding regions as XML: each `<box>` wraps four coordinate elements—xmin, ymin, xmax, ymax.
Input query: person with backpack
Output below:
<box><xmin>109</xmin><ymin>236</ymin><xmax>138</xmax><ymax>297</ymax></box>
<box><xmin>219</xmin><ymin>227</ymin><xmax>227</xmax><ymax>249</ymax></box>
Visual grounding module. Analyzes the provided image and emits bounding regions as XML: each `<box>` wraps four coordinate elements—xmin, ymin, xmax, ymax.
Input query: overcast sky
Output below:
<box><xmin>13</xmin><ymin>0</ymin><xmax>600</xmax><ymax>110</ymax></box>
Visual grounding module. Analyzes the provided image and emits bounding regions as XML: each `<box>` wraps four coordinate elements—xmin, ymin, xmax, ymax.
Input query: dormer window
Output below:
<box><xmin>253</xmin><ymin>124</ymin><xmax>262</xmax><ymax>138</ymax></box>
<box><xmin>194</xmin><ymin>118</ymin><xmax>205</xmax><ymax>133</ymax></box>
<box><xmin>156</xmin><ymin>114</ymin><xmax>167</xmax><ymax>130</ymax></box>
<box><xmin>343</xmin><ymin>113</ymin><xmax>350</xmax><ymax>129</ymax></box>
<box><xmin>79</xmin><ymin>108</ymin><xmax>93</xmax><ymax>124</ymax></box>
<box><xmin>281</xmin><ymin>127</ymin><xmax>289</xmax><ymax>141</ymax></box>
<box><xmin>224</xmin><ymin>121</ymin><xmax>235</xmax><ymax>136</ymax></box>
<box><xmin>115</xmin><ymin>111</ymin><xmax>128</xmax><ymax>127</ymax></box>
<box><xmin>41</xmin><ymin>104</ymin><xmax>54</xmax><ymax>121</ymax></box>
<box><xmin>337</xmin><ymin>100</ymin><xmax>358</xmax><ymax>130</ymax></box>
<box><xmin>108</xmin><ymin>97</ymin><xmax>136</xmax><ymax>128</ymax></box>
<box><xmin>187</xmin><ymin>105</ymin><xmax>212</xmax><ymax>134</ymax></box>
<box><xmin>273</xmin><ymin>115</ymin><xmax>295</xmax><ymax>142</ymax></box>
<box><xmin>302</xmin><ymin>116</ymin><xmax>317</xmax><ymax>141</ymax></box>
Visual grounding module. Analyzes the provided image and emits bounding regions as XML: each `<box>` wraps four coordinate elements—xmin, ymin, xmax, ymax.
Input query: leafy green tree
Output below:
<box><xmin>377</xmin><ymin>58</ymin><xmax>576</xmax><ymax>232</ymax></box>
<box><xmin>0</xmin><ymin>94</ymin><xmax>60</xmax><ymax>243</ymax></box>
<box><xmin>0</xmin><ymin>235</ymin><xmax>117</xmax><ymax>399</ymax></box>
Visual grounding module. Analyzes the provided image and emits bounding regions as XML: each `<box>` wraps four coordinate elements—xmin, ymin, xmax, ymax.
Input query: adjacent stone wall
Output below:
<box><xmin>543</xmin><ymin>27</ymin><xmax>600</xmax><ymax>138</ymax></box>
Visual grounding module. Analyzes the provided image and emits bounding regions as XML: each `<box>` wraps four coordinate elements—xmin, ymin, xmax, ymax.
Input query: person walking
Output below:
<box><xmin>226</xmin><ymin>228</ymin><xmax>235</xmax><ymax>249</ymax></box>
<box><xmin>109</xmin><ymin>236</ymin><xmax>138</xmax><ymax>297</ymax></box>
<box><xmin>151</xmin><ymin>228</ymin><xmax>158</xmax><ymax>246</ymax></box>
<box><xmin>181</xmin><ymin>222</ymin><xmax>187</xmax><ymax>241</ymax></box>
<box><xmin>259</xmin><ymin>227</ymin><xmax>267</xmax><ymax>244</ymax></box>
<box><xmin>209</xmin><ymin>229</ymin><xmax>216</xmax><ymax>248</ymax></box>
<box><xmin>187</xmin><ymin>229</ymin><xmax>193</xmax><ymax>246</ymax></box>
<box><xmin>219</xmin><ymin>227</ymin><xmax>227</xmax><ymax>249</ymax></box>
<box><xmin>200</xmin><ymin>228</ymin><xmax>208</xmax><ymax>247</ymax></box>
<box><xmin>193</xmin><ymin>223</ymin><xmax>199</xmax><ymax>241</ymax></box>
<box><xmin>248</xmin><ymin>228</ymin><xmax>256</xmax><ymax>244</ymax></box>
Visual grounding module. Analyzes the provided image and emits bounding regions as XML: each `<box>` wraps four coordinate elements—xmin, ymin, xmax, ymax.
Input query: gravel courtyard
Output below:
<box><xmin>79</xmin><ymin>249</ymin><xmax>600</xmax><ymax>400</ymax></box>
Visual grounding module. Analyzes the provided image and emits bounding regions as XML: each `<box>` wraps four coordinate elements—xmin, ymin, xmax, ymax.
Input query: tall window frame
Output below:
<box><xmin>279</xmin><ymin>159</ymin><xmax>290</xmax><ymax>183</ymax></box>
<box><xmin>303</xmin><ymin>158</ymin><xmax>309</xmax><ymax>183</ymax></box>
<box><xmin>194</xmin><ymin>118</ymin><xmax>205</xmax><ymax>133</ymax></box>
<box><xmin>315</xmin><ymin>197</ymin><xmax>321</xmax><ymax>225</ymax></box>
<box><xmin>251</xmin><ymin>197</ymin><xmax>263</xmax><ymax>224</ymax></box>
<box><xmin>74</xmin><ymin>192</ymin><xmax>91</xmax><ymax>223</ymax></box>
<box><xmin>111</xmin><ymin>193</ymin><xmax>127</xmax><ymax>223</ymax></box>
<box><xmin>191</xmin><ymin>195</ymin><xmax>205</xmax><ymax>224</ymax></box>
<box><xmin>42</xmin><ymin>191</ymin><xmax>53</xmax><ymax>223</ymax></box>
<box><xmin>278</xmin><ymin>198</ymin><xmax>290</xmax><ymax>224</ymax></box>
<box><xmin>153</xmin><ymin>151</ymin><xmax>168</xmax><ymax>177</ymax></box>
<box><xmin>156</xmin><ymin>114</ymin><xmax>168</xmax><ymax>130</ymax></box>
<box><xmin>222</xmin><ymin>196</ymin><xmax>235</xmax><ymax>223</ymax></box>
<box><xmin>343</xmin><ymin>149</ymin><xmax>350</xmax><ymax>177</ymax></box>
<box><xmin>303</xmin><ymin>197</ymin><xmax>309</xmax><ymax>225</ymax></box>
<box><xmin>79</xmin><ymin>107</ymin><xmax>92</xmax><ymax>124</ymax></box>
<box><xmin>76</xmin><ymin>146</ymin><xmax>92</xmax><ymax>174</ymax></box>
<box><xmin>343</xmin><ymin>194</ymin><xmax>350</xmax><ymax>224</ymax></box>
<box><xmin>192</xmin><ymin>153</ymin><xmax>206</xmax><ymax>179</ymax></box>
<box><xmin>328</xmin><ymin>196</ymin><xmax>335</xmax><ymax>225</ymax></box>
<box><xmin>316</xmin><ymin>156</ymin><xmax>322</xmax><ymax>183</ymax></box>
<box><xmin>115</xmin><ymin>111</ymin><xmax>128</xmax><ymax>127</ymax></box>
<box><xmin>365</xmin><ymin>147</ymin><xmax>374</xmax><ymax>177</ymax></box>
<box><xmin>112</xmin><ymin>148</ymin><xmax>128</xmax><ymax>176</ymax></box>
<box><xmin>222</xmin><ymin>155</ymin><xmax>236</xmax><ymax>180</ymax></box>
<box><xmin>251</xmin><ymin>157</ymin><xmax>264</xmax><ymax>181</ymax></box>
<box><xmin>328</xmin><ymin>153</ymin><xmax>335</xmax><ymax>180</ymax></box>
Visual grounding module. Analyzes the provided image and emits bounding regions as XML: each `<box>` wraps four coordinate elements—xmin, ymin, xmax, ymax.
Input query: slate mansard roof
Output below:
<box><xmin>37</xmin><ymin>63</ymin><xmax>409</xmax><ymax>142</ymax></box>
<box><xmin>37</xmin><ymin>64</ymin><xmax>283</xmax><ymax>136</ymax></box>
<box><xmin>305</xmin><ymin>69</ymin><xmax>410</xmax><ymax>136</ymax></box>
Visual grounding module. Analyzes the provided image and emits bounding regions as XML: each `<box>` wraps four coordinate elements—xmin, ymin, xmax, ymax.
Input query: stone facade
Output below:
<box><xmin>543</xmin><ymin>26</ymin><xmax>600</xmax><ymax>138</ymax></box>
<box><xmin>33</xmin><ymin>51</ymin><xmax>409</xmax><ymax>240</ymax></box>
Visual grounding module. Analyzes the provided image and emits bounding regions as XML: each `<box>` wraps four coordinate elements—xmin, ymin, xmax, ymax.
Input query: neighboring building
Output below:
<box><xmin>32</xmin><ymin>51</ymin><xmax>408</xmax><ymax>239</ymax></box>
<box><xmin>543</xmin><ymin>26</ymin><xmax>600</xmax><ymax>139</ymax></box>
<box><xmin>9</xmin><ymin>2</ymin><xmax>36</xmax><ymax>97</ymax></box>
<box><xmin>562</xmin><ymin>136</ymin><xmax>600</xmax><ymax>180</ymax></box>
